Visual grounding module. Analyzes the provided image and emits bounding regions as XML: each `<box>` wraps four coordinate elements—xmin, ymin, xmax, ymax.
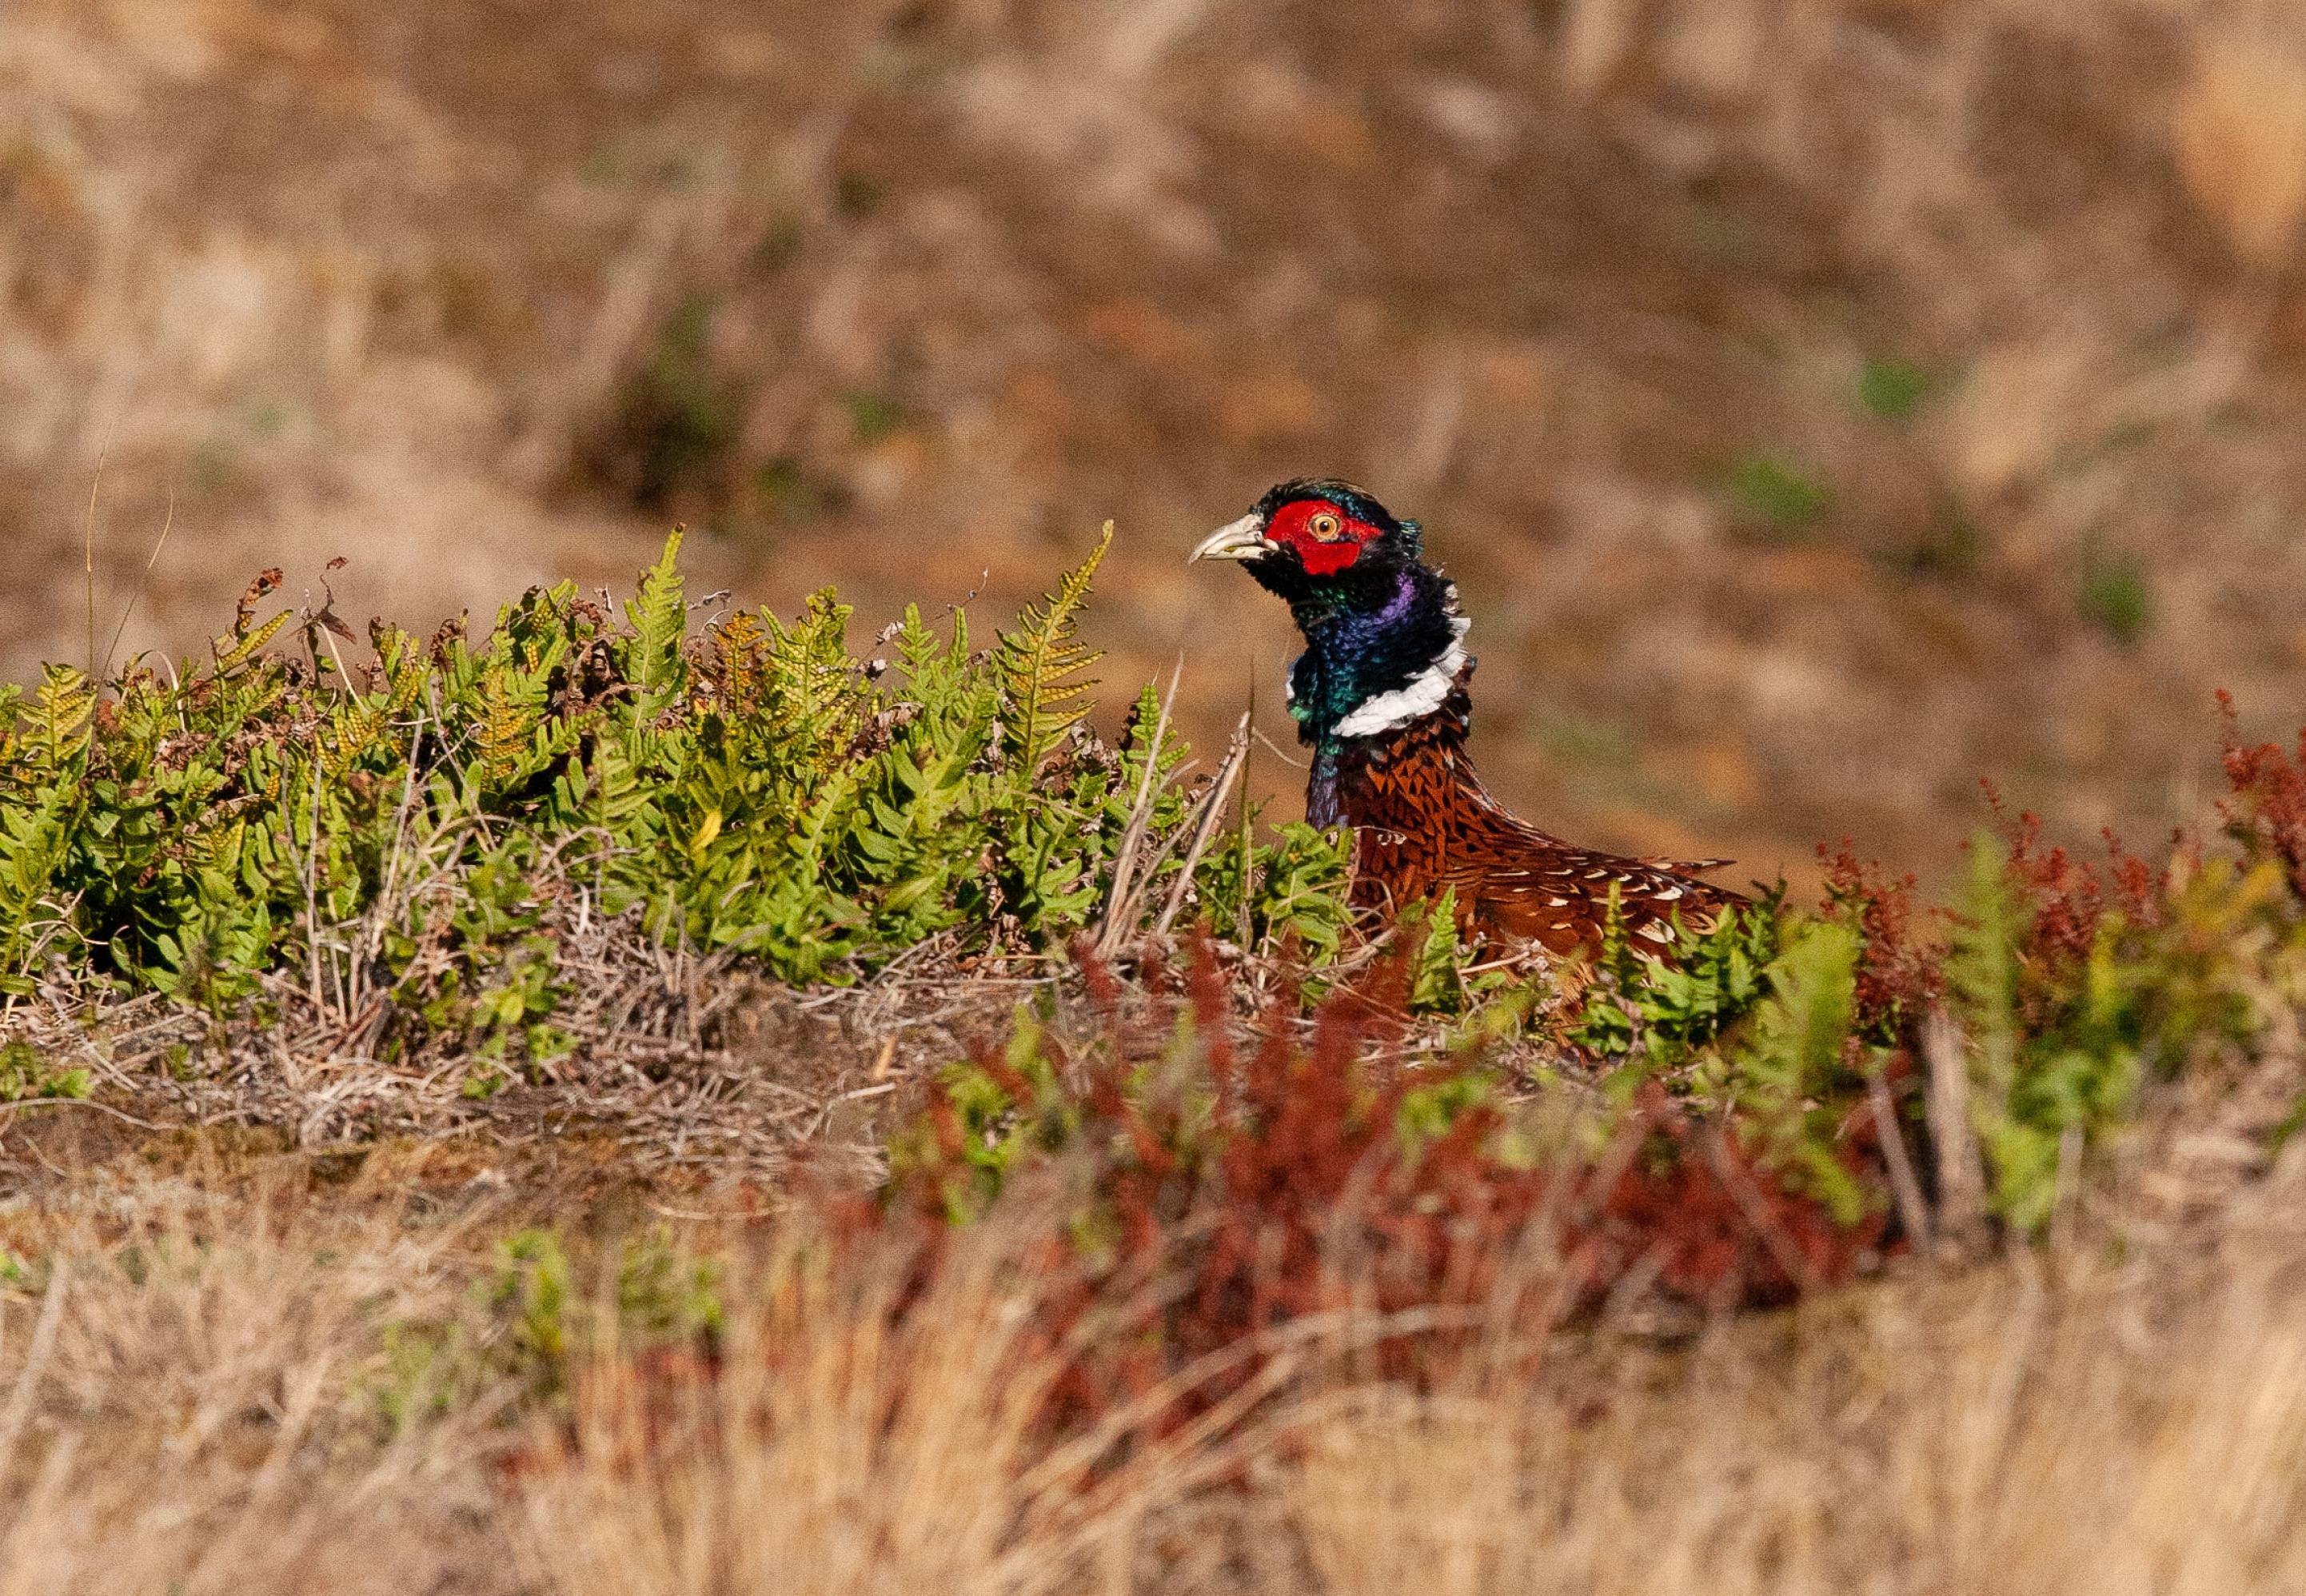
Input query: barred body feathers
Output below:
<box><xmin>1193</xmin><ymin>479</ymin><xmax>1741</xmax><ymax>955</ymax></box>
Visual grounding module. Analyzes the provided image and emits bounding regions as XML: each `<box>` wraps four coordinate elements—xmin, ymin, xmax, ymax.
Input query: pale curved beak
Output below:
<box><xmin>1189</xmin><ymin>513</ymin><xmax>1276</xmax><ymax>564</ymax></box>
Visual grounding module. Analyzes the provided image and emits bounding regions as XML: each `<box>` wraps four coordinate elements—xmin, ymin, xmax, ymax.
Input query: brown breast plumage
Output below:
<box><xmin>1331</xmin><ymin>668</ymin><xmax>1742</xmax><ymax>957</ymax></box>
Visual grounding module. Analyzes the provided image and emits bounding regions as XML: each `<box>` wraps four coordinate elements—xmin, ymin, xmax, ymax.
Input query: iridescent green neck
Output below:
<box><xmin>1287</xmin><ymin>565</ymin><xmax>1467</xmax><ymax>824</ymax></box>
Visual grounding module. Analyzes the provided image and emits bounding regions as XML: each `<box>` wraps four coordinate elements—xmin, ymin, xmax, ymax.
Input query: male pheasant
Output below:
<box><xmin>1191</xmin><ymin>479</ymin><xmax>1742</xmax><ymax>956</ymax></box>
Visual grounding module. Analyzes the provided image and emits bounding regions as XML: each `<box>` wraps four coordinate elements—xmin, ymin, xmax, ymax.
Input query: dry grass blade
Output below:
<box><xmin>80</xmin><ymin>436</ymin><xmax>110</xmax><ymax>681</ymax></box>
<box><xmin>1152</xmin><ymin>710</ymin><xmax>1251</xmax><ymax>939</ymax></box>
<box><xmin>0</xmin><ymin>1267</ymin><xmax>68</xmax><ymax>1462</ymax></box>
<box><xmin>1095</xmin><ymin>658</ymin><xmax>1182</xmax><ymax>957</ymax></box>
<box><xmin>100</xmin><ymin>492</ymin><xmax>175</xmax><ymax>682</ymax></box>
<box><xmin>1925</xmin><ymin>1006</ymin><xmax>1989</xmax><ymax>1255</ymax></box>
<box><xmin>0</xmin><ymin>1147</ymin><xmax>2291</xmax><ymax>1593</ymax></box>
<box><xmin>0</xmin><ymin>1171</ymin><xmax>514</xmax><ymax>1596</ymax></box>
<box><xmin>1283</xmin><ymin>1191</ymin><xmax>2306</xmax><ymax>1596</ymax></box>
<box><xmin>1869</xmin><ymin>1060</ymin><xmax>1932</xmax><ymax>1251</ymax></box>
<box><xmin>519</xmin><ymin>1215</ymin><xmax>1126</xmax><ymax>1596</ymax></box>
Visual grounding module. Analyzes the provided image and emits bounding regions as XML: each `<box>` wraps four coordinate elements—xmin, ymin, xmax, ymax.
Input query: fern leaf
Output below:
<box><xmin>995</xmin><ymin>521</ymin><xmax>1112</xmax><ymax>774</ymax></box>
<box><xmin>710</xmin><ymin>608</ymin><xmax>767</xmax><ymax>715</ymax></box>
<box><xmin>760</xmin><ymin>590</ymin><xmax>863</xmax><ymax>776</ymax></box>
<box><xmin>26</xmin><ymin>666</ymin><xmax>95</xmax><ymax>771</ymax></box>
<box><xmin>624</xmin><ymin>529</ymin><xmax>688</xmax><ymax>701</ymax></box>
<box><xmin>209</xmin><ymin>609</ymin><xmax>293</xmax><ymax>676</ymax></box>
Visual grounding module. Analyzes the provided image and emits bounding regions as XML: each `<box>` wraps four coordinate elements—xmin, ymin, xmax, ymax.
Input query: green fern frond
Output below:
<box><xmin>0</xmin><ymin>523</ymin><xmax>1358</xmax><ymax>1023</ymax></box>
<box><xmin>473</xmin><ymin>651</ymin><xmax>556</xmax><ymax>792</ymax></box>
<box><xmin>624</xmin><ymin>529</ymin><xmax>688</xmax><ymax>702</ymax></box>
<box><xmin>760</xmin><ymin>589</ymin><xmax>863</xmax><ymax>772</ymax></box>
<box><xmin>322</xmin><ymin>647</ymin><xmax>429</xmax><ymax>778</ymax></box>
<box><xmin>26</xmin><ymin>666</ymin><xmax>95</xmax><ymax>771</ymax></box>
<box><xmin>995</xmin><ymin>521</ymin><xmax>1112</xmax><ymax>776</ymax></box>
<box><xmin>710</xmin><ymin>608</ymin><xmax>767</xmax><ymax>714</ymax></box>
<box><xmin>209</xmin><ymin>609</ymin><xmax>293</xmax><ymax>676</ymax></box>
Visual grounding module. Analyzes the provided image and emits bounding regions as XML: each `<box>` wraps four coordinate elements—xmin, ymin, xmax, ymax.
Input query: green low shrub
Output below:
<box><xmin>0</xmin><ymin>529</ymin><xmax>1348</xmax><ymax>1058</ymax></box>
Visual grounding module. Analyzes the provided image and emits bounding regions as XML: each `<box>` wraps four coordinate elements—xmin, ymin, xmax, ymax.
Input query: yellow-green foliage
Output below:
<box><xmin>1548</xmin><ymin>813</ymin><xmax>2306</xmax><ymax>1235</ymax></box>
<box><xmin>0</xmin><ymin>534</ymin><xmax>1350</xmax><ymax>1051</ymax></box>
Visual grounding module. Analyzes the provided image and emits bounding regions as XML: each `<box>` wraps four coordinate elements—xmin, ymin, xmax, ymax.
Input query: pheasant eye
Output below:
<box><xmin>1308</xmin><ymin>511</ymin><xmax>1343</xmax><ymax>541</ymax></box>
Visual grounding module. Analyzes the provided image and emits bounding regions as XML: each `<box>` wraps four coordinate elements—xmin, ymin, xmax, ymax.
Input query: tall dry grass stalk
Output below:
<box><xmin>0</xmin><ymin>1172</ymin><xmax>513</xmax><ymax>1595</ymax></box>
<box><xmin>518</xmin><ymin>1219</ymin><xmax>1092</xmax><ymax>1596</ymax></box>
<box><xmin>0</xmin><ymin>1159</ymin><xmax>2301</xmax><ymax>1594</ymax></box>
<box><xmin>517</xmin><ymin>1201</ymin><xmax>1297</xmax><ymax>1596</ymax></box>
<box><xmin>1285</xmin><ymin>1171</ymin><xmax>2306</xmax><ymax>1596</ymax></box>
<box><xmin>520</xmin><ymin>1171</ymin><xmax>2306</xmax><ymax>1596</ymax></box>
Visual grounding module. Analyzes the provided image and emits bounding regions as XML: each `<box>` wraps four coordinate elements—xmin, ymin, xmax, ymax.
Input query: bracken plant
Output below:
<box><xmin>0</xmin><ymin>529</ymin><xmax>1348</xmax><ymax>1068</ymax></box>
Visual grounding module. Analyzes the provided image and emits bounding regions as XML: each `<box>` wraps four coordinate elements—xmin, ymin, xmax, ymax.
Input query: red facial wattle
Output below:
<box><xmin>1267</xmin><ymin>500</ymin><xmax>1382</xmax><ymax>576</ymax></box>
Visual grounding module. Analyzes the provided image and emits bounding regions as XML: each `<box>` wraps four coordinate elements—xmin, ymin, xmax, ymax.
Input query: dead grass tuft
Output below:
<box><xmin>520</xmin><ymin>1214</ymin><xmax>1129</xmax><ymax>1596</ymax></box>
<box><xmin>0</xmin><ymin>1174</ymin><xmax>510</xmax><ymax>1596</ymax></box>
<box><xmin>0</xmin><ymin>1140</ymin><xmax>2297</xmax><ymax>1593</ymax></box>
<box><xmin>1286</xmin><ymin>1190</ymin><xmax>2306</xmax><ymax>1594</ymax></box>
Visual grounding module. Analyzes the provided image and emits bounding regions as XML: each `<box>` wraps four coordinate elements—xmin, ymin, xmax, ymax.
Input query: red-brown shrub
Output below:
<box><xmin>1817</xmin><ymin>841</ymin><xmax>1941</xmax><ymax>1038</ymax></box>
<box><xmin>2219</xmin><ymin>689</ymin><xmax>2306</xmax><ymax>896</ymax></box>
<box><xmin>883</xmin><ymin>933</ymin><xmax>1891</xmax><ymax>1437</ymax></box>
<box><xmin>1981</xmin><ymin>783</ymin><xmax>2164</xmax><ymax>972</ymax></box>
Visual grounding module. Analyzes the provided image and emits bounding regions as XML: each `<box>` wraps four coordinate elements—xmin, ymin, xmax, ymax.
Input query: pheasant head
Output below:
<box><xmin>1192</xmin><ymin>478</ymin><xmax>1470</xmax><ymax>766</ymax></box>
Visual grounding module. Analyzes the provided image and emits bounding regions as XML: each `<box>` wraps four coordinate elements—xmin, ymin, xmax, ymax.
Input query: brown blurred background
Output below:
<box><xmin>7</xmin><ymin>0</ymin><xmax>2306</xmax><ymax>890</ymax></box>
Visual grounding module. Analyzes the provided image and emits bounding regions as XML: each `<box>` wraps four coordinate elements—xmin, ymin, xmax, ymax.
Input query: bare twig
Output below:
<box><xmin>1154</xmin><ymin>712</ymin><xmax>1251</xmax><ymax>938</ymax></box>
<box><xmin>1703</xmin><ymin>1127</ymin><xmax>1821</xmax><ymax>1295</ymax></box>
<box><xmin>1924</xmin><ymin>1007</ymin><xmax>1989</xmax><ymax>1253</ymax></box>
<box><xmin>306</xmin><ymin>755</ymin><xmax>327</xmax><ymax>1013</ymax></box>
<box><xmin>82</xmin><ymin>433</ymin><xmax>112</xmax><ymax>679</ymax></box>
<box><xmin>1095</xmin><ymin>659</ymin><xmax>1182</xmax><ymax>956</ymax></box>
<box><xmin>1251</xmin><ymin>724</ymin><xmax>1309</xmax><ymax>769</ymax></box>
<box><xmin>0</xmin><ymin>1096</ymin><xmax>163</xmax><ymax>1130</ymax></box>
<box><xmin>0</xmin><ymin>1267</ymin><xmax>69</xmax><ymax>1461</ymax></box>
<box><xmin>2052</xmin><ymin>1122</ymin><xmax>2085</xmax><ymax>1251</ymax></box>
<box><xmin>101</xmin><ymin>492</ymin><xmax>174</xmax><ymax>682</ymax></box>
<box><xmin>1868</xmin><ymin>1063</ymin><xmax>1932</xmax><ymax>1252</ymax></box>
